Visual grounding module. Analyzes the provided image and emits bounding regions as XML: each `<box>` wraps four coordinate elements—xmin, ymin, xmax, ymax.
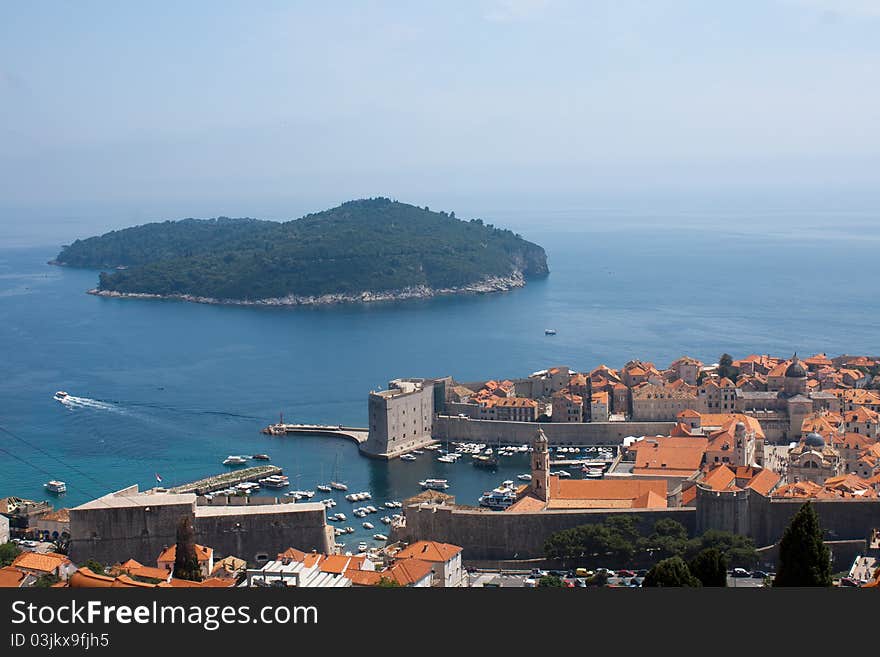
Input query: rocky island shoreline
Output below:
<box><xmin>86</xmin><ymin>271</ymin><xmax>528</xmax><ymax>307</ymax></box>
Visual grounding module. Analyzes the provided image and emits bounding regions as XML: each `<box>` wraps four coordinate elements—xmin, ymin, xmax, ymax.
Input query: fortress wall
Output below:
<box><xmin>193</xmin><ymin>506</ymin><xmax>333</xmax><ymax>563</ymax></box>
<box><xmin>697</xmin><ymin>488</ymin><xmax>880</xmax><ymax>548</ymax></box>
<box><xmin>393</xmin><ymin>505</ymin><xmax>696</xmax><ymax>560</ymax></box>
<box><xmin>432</xmin><ymin>416</ymin><xmax>675</xmax><ymax>445</ymax></box>
<box><xmin>71</xmin><ymin>495</ymin><xmax>333</xmax><ymax>566</ymax></box>
<box><xmin>70</xmin><ymin>500</ymin><xmax>195</xmax><ymax>565</ymax></box>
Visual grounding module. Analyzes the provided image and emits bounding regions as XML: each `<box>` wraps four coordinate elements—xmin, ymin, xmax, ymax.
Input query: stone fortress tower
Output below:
<box><xmin>529</xmin><ymin>426</ymin><xmax>550</xmax><ymax>502</ymax></box>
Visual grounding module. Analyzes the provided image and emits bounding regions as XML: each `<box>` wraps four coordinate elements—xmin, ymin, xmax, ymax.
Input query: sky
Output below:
<box><xmin>2</xmin><ymin>1</ymin><xmax>880</xmax><ymax>242</ymax></box>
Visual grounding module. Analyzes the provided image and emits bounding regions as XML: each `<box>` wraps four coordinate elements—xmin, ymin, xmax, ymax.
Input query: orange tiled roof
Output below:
<box><xmin>395</xmin><ymin>540</ymin><xmax>462</xmax><ymax>563</ymax></box>
<box><xmin>157</xmin><ymin>543</ymin><xmax>212</xmax><ymax>564</ymax></box>
<box><xmin>0</xmin><ymin>566</ymin><xmax>27</xmax><ymax>588</ymax></box>
<box><xmin>630</xmin><ymin>437</ymin><xmax>708</xmax><ymax>477</ymax></box>
<box><xmin>319</xmin><ymin>555</ymin><xmax>352</xmax><ymax>574</ymax></box>
<box><xmin>345</xmin><ymin>569</ymin><xmax>384</xmax><ymax>586</ymax></box>
<box><xmin>388</xmin><ymin>559</ymin><xmax>433</xmax><ymax>586</ymax></box>
<box><xmin>11</xmin><ymin>552</ymin><xmax>70</xmax><ymax>574</ymax></box>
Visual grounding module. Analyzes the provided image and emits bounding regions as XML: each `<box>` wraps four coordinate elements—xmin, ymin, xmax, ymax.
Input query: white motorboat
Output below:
<box><xmin>357</xmin><ymin>542</ymin><xmax>368</xmax><ymax>552</ymax></box>
<box><xmin>317</xmin><ymin>484</ymin><xmax>332</xmax><ymax>492</ymax></box>
<box><xmin>400</xmin><ymin>454</ymin><xmax>417</xmax><ymax>462</ymax></box>
<box><xmin>479</xmin><ymin>481</ymin><xmax>517</xmax><ymax>510</ymax></box>
<box><xmin>373</xmin><ymin>534</ymin><xmax>388</xmax><ymax>541</ymax></box>
<box><xmin>330</xmin><ymin>482</ymin><xmax>348</xmax><ymax>491</ymax></box>
<box><xmin>53</xmin><ymin>391</ymin><xmax>69</xmax><ymax>402</ymax></box>
<box><xmin>380</xmin><ymin>516</ymin><xmax>392</xmax><ymax>524</ymax></box>
<box><xmin>222</xmin><ymin>455</ymin><xmax>247</xmax><ymax>466</ymax></box>
<box><xmin>44</xmin><ymin>480</ymin><xmax>67</xmax><ymax>494</ymax></box>
<box><xmin>517</xmin><ymin>473</ymin><xmax>532</xmax><ymax>481</ymax></box>
<box><xmin>363</xmin><ymin>522</ymin><xmax>374</xmax><ymax>530</ymax></box>
<box><xmin>545</xmin><ymin>328</ymin><xmax>557</xmax><ymax>335</ymax></box>
<box><xmin>419</xmin><ymin>479</ymin><xmax>449</xmax><ymax>490</ymax></box>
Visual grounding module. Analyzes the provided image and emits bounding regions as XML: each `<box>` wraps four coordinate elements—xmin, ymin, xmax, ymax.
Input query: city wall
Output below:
<box><xmin>696</xmin><ymin>486</ymin><xmax>880</xmax><ymax>548</ymax></box>
<box><xmin>70</xmin><ymin>487</ymin><xmax>333</xmax><ymax>565</ymax></box>
<box><xmin>392</xmin><ymin>504</ymin><xmax>696</xmax><ymax>560</ymax></box>
<box><xmin>432</xmin><ymin>415</ymin><xmax>675</xmax><ymax>445</ymax></box>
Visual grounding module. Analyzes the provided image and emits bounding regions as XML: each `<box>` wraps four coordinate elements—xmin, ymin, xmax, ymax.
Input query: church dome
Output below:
<box><xmin>803</xmin><ymin>432</ymin><xmax>825</xmax><ymax>448</ymax></box>
<box><xmin>785</xmin><ymin>357</ymin><xmax>806</xmax><ymax>379</ymax></box>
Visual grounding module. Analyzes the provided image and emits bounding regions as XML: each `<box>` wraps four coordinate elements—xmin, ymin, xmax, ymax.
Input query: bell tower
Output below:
<box><xmin>530</xmin><ymin>426</ymin><xmax>550</xmax><ymax>501</ymax></box>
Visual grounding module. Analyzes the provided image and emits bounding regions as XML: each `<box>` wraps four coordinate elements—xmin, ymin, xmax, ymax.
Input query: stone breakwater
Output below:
<box><xmin>86</xmin><ymin>271</ymin><xmax>527</xmax><ymax>307</ymax></box>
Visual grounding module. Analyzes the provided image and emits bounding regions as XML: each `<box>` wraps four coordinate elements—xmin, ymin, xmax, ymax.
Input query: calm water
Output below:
<box><xmin>1</xmin><ymin>213</ymin><xmax>879</xmax><ymax>547</ymax></box>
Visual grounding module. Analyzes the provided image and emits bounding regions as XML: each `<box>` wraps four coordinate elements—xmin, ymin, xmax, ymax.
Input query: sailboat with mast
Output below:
<box><xmin>329</xmin><ymin>452</ymin><xmax>348</xmax><ymax>491</ymax></box>
<box><xmin>316</xmin><ymin>463</ymin><xmax>332</xmax><ymax>492</ymax></box>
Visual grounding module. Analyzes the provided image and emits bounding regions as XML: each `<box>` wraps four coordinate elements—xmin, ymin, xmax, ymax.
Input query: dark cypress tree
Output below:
<box><xmin>173</xmin><ymin>516</ymin><xmax>203</xmax><ymax>582</ymax></box>
<box><xmin>643</xmin><ymin>556</ymin><xmax>701</xmax><ymax>587</ymax></box>
<box><xmin>774</xmin><ymin>502</ymin><xmax>831</xmax><ymax>587</ymax></box>
<box><xmin>688</xmin><ymin>547</ymin><xmax>728</xmax><ymax>587</ymax></box>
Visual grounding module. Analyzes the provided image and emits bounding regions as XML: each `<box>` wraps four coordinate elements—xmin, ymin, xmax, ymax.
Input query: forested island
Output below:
<box><xmin>52</xmin><ymin>198</ymin><xmax>549</xmax><ymax>306</ymax></box>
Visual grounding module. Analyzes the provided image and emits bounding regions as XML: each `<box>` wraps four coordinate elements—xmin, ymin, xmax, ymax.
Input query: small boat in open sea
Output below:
<box><xmin>545</xmin><ymin>328</ymin><xmax>557</xmax><ymax>335</ymax></box>
<box><xmin>53</xmin><ymin>391</ymin><xmax>69</xmax><ymax>402</ymax></box>
<box><xmin>44</xmin><ymin>480</ymin><xmax>67</xmax><ymax>494</ymax></box>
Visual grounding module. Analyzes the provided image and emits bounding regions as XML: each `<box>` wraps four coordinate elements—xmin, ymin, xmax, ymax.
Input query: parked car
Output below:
<box><xmin>575</xmin><ymin>568</ymin><xmax>594</xmax><ymax>577</ymax></box>
<box><xmin>731</xmin><ymin>568</ymin><xmax>751</xmax><ymax>578</ymax></box>
<box><xmin>751</xmin><ymin>570</ymin><xmax>769</xmax><ymax>579</ymax></box>
<box><xmin>523</xmin><ymin>577</ymin><xmax>538</xmax><ymax>588</ymax></box>
<box><xmin>617</xmin><ymin>569</ymin><xmax>636</xmax><ymax>578</ymax></box>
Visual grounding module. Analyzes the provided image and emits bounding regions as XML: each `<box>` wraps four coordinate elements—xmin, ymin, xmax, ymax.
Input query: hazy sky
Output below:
<box><xmin>2</xmin><ymin>1</ymin><xmax>880</xmax><ymax>239</ymax></box>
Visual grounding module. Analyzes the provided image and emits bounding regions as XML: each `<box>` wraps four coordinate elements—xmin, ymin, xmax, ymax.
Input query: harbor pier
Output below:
<box><xmin>169</xmin><ymin>465</ymin><xmax>282</xmax><ymax>495</ymax></box>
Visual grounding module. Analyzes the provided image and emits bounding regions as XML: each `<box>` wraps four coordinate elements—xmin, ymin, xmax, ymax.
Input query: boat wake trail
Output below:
<box><xmin>57</xmin><ymin>394</ymin><xmax>119</xmax><ymax>412</ymax></box>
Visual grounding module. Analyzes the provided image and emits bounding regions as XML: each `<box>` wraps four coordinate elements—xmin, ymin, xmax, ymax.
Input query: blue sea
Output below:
<box><xmin>1</xmin><ymin>208</ymin><xmax>878</xmax><ymax>547</ymax></box>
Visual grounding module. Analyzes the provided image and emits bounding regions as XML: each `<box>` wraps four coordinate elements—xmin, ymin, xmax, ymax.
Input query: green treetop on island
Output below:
<box><xmin>53</xmin><ymin>198</ymin><xmax>549</xmax><ymax>302</ymax></box>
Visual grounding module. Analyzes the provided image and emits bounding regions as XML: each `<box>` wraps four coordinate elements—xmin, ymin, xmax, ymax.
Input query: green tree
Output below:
<box><xmin>686</xmin><ymin>529</ymin><xmax>758</xmax><ymax>569</ymax></box>
<box><xmin>0</xmin><ymin>542</ymin><xmax>22</xmax><ymax>567</ymax></box>
<box><xmin>717</xmin><ymin>353</ymin><xmax>740</xmax><ymax>381</ymax></box>
<box><xmin>688</xmin><ymin>548</ymin><xmax>728</xmax><ymax>587</ymax></box>
<box><xmin>173</xmin><ymin>516</ymin><xmax>203</xmax><ymax>582</ymax></box>
<box><xmin>643</xmin><ymin>556</ymin><xmax>702</xmax><ymax>587</ymax></box>
<box><xmin>774</xmin><ymin>502</ymin><xmax>832</xmax><ymax>587</ymax></box>
<box><xmin>537</xmin><ymin>574</ymin><xmax>565</xmax><ymax>587</ymax></box>
<box><xmin>35</xmin><ymin>574</ymin><xmax>60</xmax><ymax>588</ymax></box>
<box><xmin>638</xmin><ymin>518</ymin><xmax>689</xmax><ymax>562</ymax></box>
<box><xmin>376</xmin><ymin>576</ymin><xmax>402</xmax><ymax>587</ymax></box>
<box><xmin>83</xmin><ymin>559</ymin><xmax>106</xmax><ymax>575</ymax></box>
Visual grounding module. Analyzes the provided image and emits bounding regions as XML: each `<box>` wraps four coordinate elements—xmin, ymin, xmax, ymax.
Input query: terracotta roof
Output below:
<box><xmin>277</xmin><ymin>547</ymin><xmax>308</xmax><ymax>562</ymax></box>
<box><xmin>395</xmin><ymin>541</ymin><xmax>462</xmax><ymax>563</ymax></box>
<box><xmin>319</xmin><ymin>555</ymin><xmax>352</xmax><ymax>574</ymax></box>
<box><xmin>630</xmin><ymin>437</ymin><xmax>707</xmax><ymax>476</ymax></box>
<box><xmin>0</xmin><ymin>566</ymin><xmax>27</xmax><ymax>588</ymax></box>
<box><xmin>68</xmin><ymin>568</ymin><xmax>117</xmax><ymax>588</ymax></box>
<box><xmin>11</xmin><ymin>552</ymin><xmax>71</xmax><ymax>574</ymax></box>
<box><xmin>744</xmin><ymin>468</ymin><xmax>781</xmax><ymax>496</ymax></box>
<box><xmin>345</xmin><ymin>569</ymin><xmax>384</xmax><ymax>586</ymax></box>
<box><xmin>703</xmin><ymin>465</ymin><xmax>736</xmax><ymax>491</ymax></box>
<box><xmin>506</xmin><ymin>493</ymin><xmax>547</xmax><ymax>512</ymax></box>
<box><xmin>38</xmin><ymin>508</ymin><xmax>70</xmax><ymax>523</ymax></box>
<box><xmin>157</xmin><ymin>543</ymin><xmax>213</xmax><ymax>564</ymax></box>
<box><xmin>388</xmin><ymin>559</ymin><xmax>433</xmax><ymax>586</ymax></box>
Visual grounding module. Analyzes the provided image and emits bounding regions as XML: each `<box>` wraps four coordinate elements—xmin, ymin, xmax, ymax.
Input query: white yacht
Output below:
<box><xmin>362</xmin><ymin>522</ymin><xmax>374</xmax><ymax>530</ymax></box>
<box><xmin>400</xmin><ymin>454</ymin><xmax>417</xmax><ymax>462</ymax></box>
<box><xmin>419</xmin><ymin>479</ymin><xmax>449</xmax><ymax>490</ymax></box>
<box><xmin>44</xmin><ymin>480</ymin><xmax>67</xmax><ymax>494</ymax></box>
<box><xmin>330</xmin><ymin>481</ymin><xmax>348</xmax><ymax>491</ymax></box>
<box><xmin>357</xmin><ymin>542</ymin><xmax>368</xmax><ymax>552</ymax></box>
<box><xmin>222</xmin><ymin>455</ymin><xmax>247</xmax><ymax>466</ymax></box>
<box><xmin>517</xmin><ymin>473</ymin><xmax>532</xmax><ymax>481</ymax></box>
<box><xmin>316</xmin><ymin>484</ymin><xmax>332</xmax><ymax>492</ymax></box>
<box><xmin>373</xmin><ymin>534</ymin><xmax>388</xmax><ymax>541</ymax></box>
<box><xmin>380</xmin><ymin>516</ymin><xmax>392</xmax><ymax>524</ymax></box>
<box><xmin>479</xmin><ymin>483</ymin><xmax>517</xmax><ymax>510</ymax></box>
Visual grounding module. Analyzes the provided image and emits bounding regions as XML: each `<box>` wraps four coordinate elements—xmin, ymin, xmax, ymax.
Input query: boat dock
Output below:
<box><xmin>261</xmin><ymin>423</ymin><xmax>369</xmax><ymax>445</ymax></box>
<box><xmin>169</xmin><ymin>465</ymin><xmax>282</xmax><ymax>495</ymax></box>
<box><xmin>549</xmin><ymin>458</ymin><xmax>612</xmax><ymax>467</ymax></box>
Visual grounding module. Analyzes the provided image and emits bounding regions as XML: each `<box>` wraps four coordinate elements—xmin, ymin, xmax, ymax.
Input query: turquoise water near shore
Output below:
<box><xmin>1</xmin><ymin>211</ymin><xmax>879</xmax><ymax>548</ymax></box>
